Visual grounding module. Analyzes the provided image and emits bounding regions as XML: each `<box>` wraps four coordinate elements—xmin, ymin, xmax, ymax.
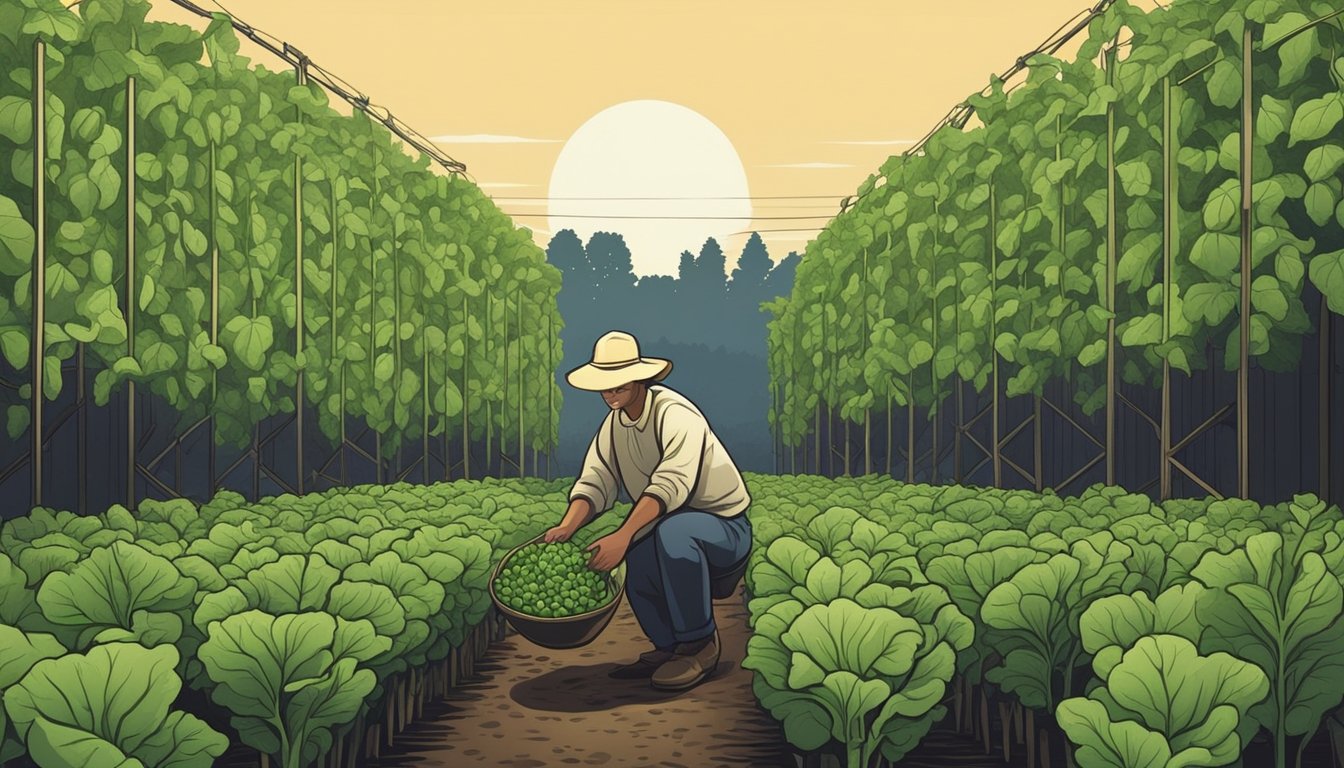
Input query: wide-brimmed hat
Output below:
<box><xmin>566</xmin><ymin>331</ymin><xmax>672</xmax><ymax>391</ymax></box>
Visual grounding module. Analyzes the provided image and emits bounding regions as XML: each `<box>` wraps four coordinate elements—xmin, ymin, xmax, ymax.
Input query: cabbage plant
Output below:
<box><xmin>1056</xmin><ymin>635</ymin><xmax>1268</xmax><ymax>768</ymax></box>
<box><xmin>3</xmin><ymin>642</ymin><xmax>226</xmax><ymax>768</ymax></box>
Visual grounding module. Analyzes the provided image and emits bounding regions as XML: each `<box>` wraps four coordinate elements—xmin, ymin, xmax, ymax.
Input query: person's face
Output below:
<box><xmin>600</xmin><ymin>381</ymin><xmax>642</xmax><ymax>411</ymax></box>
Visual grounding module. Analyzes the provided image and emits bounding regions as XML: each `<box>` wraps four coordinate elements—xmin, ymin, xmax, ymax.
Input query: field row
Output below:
<box><xmin>742</xmin><ymin>475</ymin><xmax>1344</xmax><ymax>768</ymax></box>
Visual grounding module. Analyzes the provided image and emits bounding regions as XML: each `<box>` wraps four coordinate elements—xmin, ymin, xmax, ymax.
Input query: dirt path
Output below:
<box><xmin>372</xmin><ymin>587</ymin><xmax>790</xmax><ymax>768</ymax></box>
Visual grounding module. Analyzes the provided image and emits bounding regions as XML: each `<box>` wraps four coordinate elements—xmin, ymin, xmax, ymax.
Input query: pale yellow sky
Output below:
<box><xmin>149</xmin><ymin>0</ymin><xmax>1157</xmax><ymax>274</ymax></box>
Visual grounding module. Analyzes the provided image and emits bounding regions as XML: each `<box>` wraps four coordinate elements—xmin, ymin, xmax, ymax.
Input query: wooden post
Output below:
<box><xmin>294</xmin><ymin>59</ymin><xmax>307</xmax><ymax>495</ymax></box>
<box><xmin>1323</xmin><ymin>297</ymin><xmax>1333</xmax><ymax>501</ymax></box>
<box><xmin>463</xmin><ymin>293</ymin><xmax>470</xmax><ymax>481</ymax></box>
<box><xmin>1161</xmin><ymin>76</ymin><xmax>1174</xmax><ymax>500</ymax></box>
<box><xmin>422</xmin><ymin>324</ymin><xmax>430</xmax><ymax>483</ymax></box>
<box><xmin>1104</xmin><ymin>41</ymin><xmax>1118</xmax><ymax>486</ymax></box>
<box><xmin>990</xmin><ymin>183</ymin><xmax>1002</xmax><ymax>486</ymax></box>
<box><xmin>77</xmin><ymin>346</ymin><xmax>86</xmax><ymax>513</ymax></box>
<box><xmin>1237</xmin><ymin>25</ymin><xmax>1253</xmax><ymax>499</ymax></box>
<box><xmin>517</xmin><ymin>289</ymin><xmax>524</xmax><ymax>477</ymax></box>
<box><xmin>31</xmin><ymin>38</ymin><xmax>47</xmax><ymax>507</ymax></box>
<box><xmin>210</xmin><ymin>140</ymin><xmax>220</xmax><ymax>494</ymax></box>
<box><xmin>125</xmin><ymin>76</ymin><xmax>136</xmax><ymax>509</ymax></box>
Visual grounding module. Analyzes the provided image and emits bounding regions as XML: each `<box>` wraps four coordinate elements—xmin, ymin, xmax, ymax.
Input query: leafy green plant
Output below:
<box><xmin>3</xmin><ymin>642</ymin><xmax>227</xmax><ymax>768</ymax></box>
<box><xmin>1192</xmin><ymin>523</ymin><xmax>1344</xmax><ymax>768</ymax></box>
<box><xmin>745</xmin><ymin>598</ymin><xmax>967</xmax><ymax>768</ymax></box>
<box><xmin>980</xmin><ymin>537</ymin><xmax>1131</xmax><ymax>712</ymax></box>
<box><xmin>35</xmin><ymin>541</ymin><xmax>196</xmax><ymax>650</ymax></box>
<box><xmin>198</xmin><ymin>610</ymin><xmax>388</xmax><ymax>768</ymax></box>
<box><xmin>0</xmin><ymin>624</ymin><xmax>66</xmax><ymax>765</ymax></box>
<box><xmin>1056</xmin><ymin>634</ymin><xmax>1268</xmax><ymax>768</ymax></box>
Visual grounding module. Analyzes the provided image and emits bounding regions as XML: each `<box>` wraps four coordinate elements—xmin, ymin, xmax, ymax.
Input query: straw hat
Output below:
<box><xmin>566</xmin><ymin>331</ymin><xmax>672</xmax><ymax>391</ymax></box>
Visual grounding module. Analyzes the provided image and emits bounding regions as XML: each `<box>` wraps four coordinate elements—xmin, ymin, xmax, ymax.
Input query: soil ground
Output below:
<box><xmin>372</xmin><ymin>588</ymin><xmax>791</xmax><ymax>768</ymax></box>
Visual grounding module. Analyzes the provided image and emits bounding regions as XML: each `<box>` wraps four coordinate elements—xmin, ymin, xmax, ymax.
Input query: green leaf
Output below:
<box><xmin>1309</xmin><ymin>250</ymin><xmax>1344</xmax><ymax>314</ymax></box>
<box><xmin>1251</xmin><ymin>275</ymin><xmax>1288</xmax><ymax>322</ymax></box>
<box><xmin>0</xmin><ymin>327</ymin><xmax>28</xmax><ymax>368</ymax></box>
<box><xmin>0</xmin><ymin>624</ymin><xmax>65</xmax><ymax>688</ymax></box>
<box><xmin>139</xmin><ymin>274</ymin><xmax>156</xmax><ymax>312</ymax></box>
<box><xmin>1289</xmin><ymin>94</ymin><xmax>1344</xmax><ymax>146</ymax></box>
<box><xmin>1116</xmin><ymin>161</ymin><xmax>1152</xmax><ymax>197</ymax></box>
<box><xmin>0</xmin><ymin>196</ymin><xmax>36</xmax><ymax>276</ymax></box>
<box><xmin>1205</xmin><ymin>60</ymin><xmax>1241</xmax><ymax>108</ymax></box>
<box><xmin>1202</xmin><ymin>184</ymin><xmax>1239</xmax><ymax>232</ymax></box>
<box><xmin>1078</xmin><ymin>339</ymin><xmax>1106</xmax><ymax>367</ymax></box>
<box><xmin>1304</xmin><ymin>146</ymin><xmax>1344</xmax><ymax>183</ymax></box>
<box><xmin>1190</xmin><ymin>233</ymin><xmax>1239</xmax><ymax>278</ymax></box>
<box><xmin>222</xmin><ymin>316</ymin><xmax>273</xmax><ymax>371</ymax></box>
<box><xmin>6</xmin><ymin>404</ymin><xmax>29</xmax><ymax>439</ymax></box>
<box><xmin>0</xmin><ymin>96</ymin><xmax>34</xmax><ymax>144</ymax></box>
<box><xmin>1305</xmin><ymin>183</ymin><xmax>1337</xmax><ymax>227</ymax></box>
<box><xmin>242</xmin><ymin>554</ymin><xmax>341</xmax><ymax>615</ymax></box>
<box><xmin>1120</xmin><ymin>314</ymin><xmax>1162</xmax><ymax>347</ymax></box>
<box><xmin>36</xmin><ymin>541</ymin><xmax>195</xmax><ymax>645</ymax></box>
<box><xmin>4</xmin><ymin>642</ymin><xmax>228</xmax><ymax>768</ymax></box>
<box><xmin>1057</xmin><ymin>697</ymin><xmax>1172</xmax><ymax>768</ymax></box>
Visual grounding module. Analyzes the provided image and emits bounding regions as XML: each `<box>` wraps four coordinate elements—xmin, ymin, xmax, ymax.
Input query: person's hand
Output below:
<box><xmin>586</xmin><ymin>532</ymin><xmax>631</xmax><ymax>572</ymax></box>
<box><xmin>543</xmin><ymin>524</ymin><xmax>577</xmax><ymax>543</ymax></box>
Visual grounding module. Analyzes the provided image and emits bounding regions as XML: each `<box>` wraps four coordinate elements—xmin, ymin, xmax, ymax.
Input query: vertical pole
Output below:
<box><xmin>954</xmin><ymin>383</ymin><xmax>963</xmax><ymax>483</ymax></box>
<box><xmin>77</xmin><ymin>345</ymin><xmax>86</xmax><ymax>514</ymax></box>
<box><xmin>422</xmin><ymin>324</ymin><xmax>429</xmax><ymax>484</ymax></box>
<box><xmin>293</xmin><ymin>61</ymin><xmax>307</xmax><ymax>496</ymax></box>
<box><xmin>814</xmin><ymin>401</ymin><xmax>820</xmax><ymax>476</ymax></box>
<box><xmin>547</xmin><ymin>309</ymin><xmax>553</xmax><ymax>481</ymax></box>
<box><xmin>252</xmin><ymin>424</ymin><xmax>260</xmax><ymax>501</ymax></box>
<box><xmin>1033</xmin><ymin>395</ymin><xmax>1042</xmax><ymax>491</ymax></box>
<box><xmin>340</xmin><ymin>365</ymin><xmax>347</xmax><ymax>484</ymax></box>
<box><xmin>1161</xmin><ymin>77</ymin><xmax>1174</xmax><ymax>501</ymax></box>
<box><xmin>1322</xmin><ymin>297</ymin><xmax>1332</xmax><ymax>501</ymax></box>
<box><xmin>1237</xmin><ymin>25</ymin><xmax>1253</xmax><ymax>499</ymax></box>
<box><xmin>906</xmin><ymin>396</ymin><xmax>915</xmax><ymax>484</ymax></box>
<box><xmin>886</xmin><ymin>394</ymin><xmax>893</xmax><ymax>477</ymax></box>
<box><xmin>990</xmin><ymin>183</ymin><xmax>1002</xmax><ymax>487</ymax></box>
<box><xmin>448</xmin><ymin>344</ymin><xmax>454</xmax><ymax>484</ymax></box>
<box><xmin>330</xmin><ymin>178</ymin><xmax>343</xmax><ymax>486</ymax></box>
<box><xmin>1104</xmin><ymin>41</ymin><xmax>1118</xmax><ymax>487</ymax></box>
<box><xmin>930</xmin><ymin>218</ymin><xmax>939</xmax><ymax>485</ymax></box>
<box><xmin>462</xmin><ymin>294</ymin><xmax>470</xmax><ymax>481</ymax></box>
<box><xmin>125</xmin><ymin>75</ymin><xmax>136</xmax><ymax>509</ymax></box>
<box><xmin>210</xmin><ymin>141</ymin><xmax>219</xmax><ymax>494</ymax></box>
<box><xmin>517</xmin><ymin>290</ymin><xmax>523</xmax><ymax>477</ymax></box>
<box><xmin>31</xmin><ymin>38</ymin><xmax>47</xmax><ymax>507</ymax></box>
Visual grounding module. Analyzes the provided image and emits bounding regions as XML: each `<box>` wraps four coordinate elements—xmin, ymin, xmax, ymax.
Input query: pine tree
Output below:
<box><xmin>729</xmin><ymin>232</ymin><xmax>772</xmax><ymax>300</ymax></box>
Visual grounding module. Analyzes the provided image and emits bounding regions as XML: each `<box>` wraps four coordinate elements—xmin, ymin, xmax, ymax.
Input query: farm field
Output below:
<box><xmin>1</xmin><ymin>475</ymin><xmax>1343</xmax><ymax>768</ymax></box>
<box><xmin>2</xmin><ymin>0</ymin><xmax>1344</xmax><ymax>765</ymax></box>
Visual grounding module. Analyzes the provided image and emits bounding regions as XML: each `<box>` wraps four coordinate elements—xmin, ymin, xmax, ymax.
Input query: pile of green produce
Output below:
<box><xmin>494</xmin><ymin>542</ymin><xmax>613</xmax><ymax>618</ymax></box>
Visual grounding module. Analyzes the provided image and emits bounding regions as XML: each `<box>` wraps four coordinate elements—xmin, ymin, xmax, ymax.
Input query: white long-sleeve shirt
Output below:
<box><xmin>569</xmin><ymin>385</ymin><xmax>751</xmax><ymax>538</ymax></box>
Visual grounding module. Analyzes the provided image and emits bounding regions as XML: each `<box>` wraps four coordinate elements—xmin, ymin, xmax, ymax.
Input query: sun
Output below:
<box><xmin>547</xmin><ymin>100</ymin><xmax>752</xmax><ymax>278</ymax></box>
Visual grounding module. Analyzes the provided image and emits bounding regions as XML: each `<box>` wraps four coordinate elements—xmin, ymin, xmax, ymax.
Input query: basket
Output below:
<box><xmin>488</xmin><ymin>534</ymin><xmax>626</xmax><ymax>650</ymax></box>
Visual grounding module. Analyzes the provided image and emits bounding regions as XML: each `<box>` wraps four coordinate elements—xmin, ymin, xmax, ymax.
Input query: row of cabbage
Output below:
<box><xmin>741</xmin><ymin>475</ymin><xmax>1344</xmax><ymax>768</ymax></box>
<box><xmin>0</xmin><ymin>476</ymin><xmax>605</xmax><ymax>768</ymax></box>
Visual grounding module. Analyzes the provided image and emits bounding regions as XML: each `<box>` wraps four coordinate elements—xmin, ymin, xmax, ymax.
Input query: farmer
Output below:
<box><xmin>543</xmin><ymin>330</ymin><xmax>753</xmax><ymax>691</ymax></box>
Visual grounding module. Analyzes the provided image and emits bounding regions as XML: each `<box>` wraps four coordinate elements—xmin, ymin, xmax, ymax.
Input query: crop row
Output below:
<box><xmin>765</xmin><ymin>0</ymin><xmax>1344</xmax><ymax>451</ymax></box>
<box><xmin>741</xmin><ymin>475</ymin><xmax>1344</xmax><ymax>768</ymax></box>
<box><xmin>0</xmin><ymin>477</ymin><xmax>618</xmax><ymax>768</ymax></box>
<box><xmin>1</xmin><ymin>0</ymin><xmax>562</xmax><ymax>452</ymax></box>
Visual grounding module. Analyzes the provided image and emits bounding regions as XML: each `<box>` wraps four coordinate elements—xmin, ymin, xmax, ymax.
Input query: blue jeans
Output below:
<box><xmin>624</xmin><ymin>509</ymin><xmax>753</xmax><ymax>649</ymax></box>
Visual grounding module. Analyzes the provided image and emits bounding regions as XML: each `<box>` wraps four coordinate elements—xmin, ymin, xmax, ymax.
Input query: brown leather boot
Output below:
<box><xmin>650</xmin><ymin>630</ymin><xmax>720</xmax><ymax>691</ymax></box>
<box><xmin>608</xmin><ymin>648</ymin><xmax>674</xmax><ymax>679</ymax></box>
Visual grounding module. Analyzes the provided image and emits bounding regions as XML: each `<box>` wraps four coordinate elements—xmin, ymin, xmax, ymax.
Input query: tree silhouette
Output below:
<box><xmin>586</xmin><ymin>232</ymin><xmax>637</xmax><ymax>292</ymax></box>
<box><xmin>729</xmin><ymin>232</ymin><xmax>772</xmax><ymax>302</ymax></box>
